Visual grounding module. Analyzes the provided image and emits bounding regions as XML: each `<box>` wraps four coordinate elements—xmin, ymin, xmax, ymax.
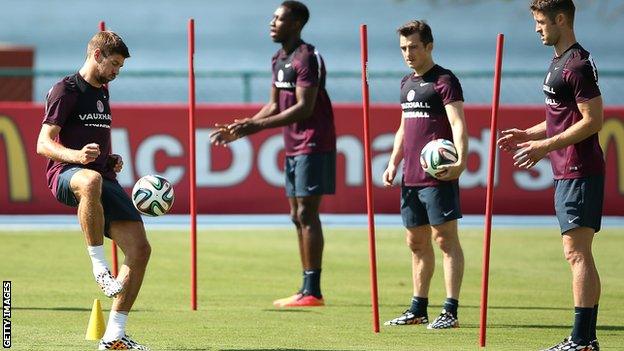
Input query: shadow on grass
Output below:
<box><xmin>13</xmin><ymin>306</ymin><xmax>91</xmax><ymax>312</ymax></box>
<box><xmin>13</xmin><ymin>306</ymin><xmax>143</xmax><ymax>312</ymax></box>
<box><xmin>261</xmin><ymin>309</ymin><xmax>315</xmax><ymax>313</ymax></box>
<box><xmin>329</xmin><ymin>303</ymin><xmax>569</xmax><ymax>311</ymax></box>
<box><xmin>487</xmin><ymin>324</ymin><xmax>624</xmax><ymax>331</ymax></box>
<box><xmin>220</xmin><ymin>349</ymin><xmax>364</xmax><ymax>351</ymax></box>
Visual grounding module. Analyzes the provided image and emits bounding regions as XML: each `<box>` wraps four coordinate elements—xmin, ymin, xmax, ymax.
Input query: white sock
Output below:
<box><xmin>102</xmin><ymin>311</ymin><xmax>128</xmax><ymax>341</ymax></box>
<box><xmin>87</xmin><ymin>245</ymin><xmax>110</xmax><ymax>277</ymax></box>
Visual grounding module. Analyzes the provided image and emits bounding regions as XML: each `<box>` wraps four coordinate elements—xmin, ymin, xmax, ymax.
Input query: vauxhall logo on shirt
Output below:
<box><xmin>78</xmin><ymin>99</ymin><xmax>111</xmax><ymax>126</ymax></box>
<box><xmin>401</xmin><ymin>89</ymin><xmax>431</xmax><ymax>118</ymax></box>
<box><xmin>274</xmin><ymin>62</ymin><xmax>296</xmax><ymax>89</ymax></box>
<box><xmin>543</xmin><ymin>69</ymin><xmax>560</xmax><ymax>106</ymax></box>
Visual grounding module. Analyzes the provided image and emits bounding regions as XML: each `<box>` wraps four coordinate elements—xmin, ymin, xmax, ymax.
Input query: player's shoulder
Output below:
<box><xmin>432</xmin><ymin>64</ymin><xmax>458</xmax><ymax>82</ymax></box>
<box><xmin>400</xmin><ymin>73</ymin><xmax>413</xmax><ymax>87</ymax></box>
<box><xmin>297</xmin><ymin>41</ymin><xmax>316</xmax><ymax>55</ymax></box>
<box><xmin>429</xmin><ymin>65</ymin><xmax>460</xmax><ymax>89</ymax></box>
<box><xmin>48</xmin><ymin>73</ymin><xmax>80</xmax><ymax>100</ymax></box>
<box><xmin>564</xmin><ymin>44</ymin><xmax>594</xmax><ymax>72</ymax></box>
<box><xmin>292</xmin><ymin>42</ymin><xmax>322</xmax><ymax>70</ymax></box>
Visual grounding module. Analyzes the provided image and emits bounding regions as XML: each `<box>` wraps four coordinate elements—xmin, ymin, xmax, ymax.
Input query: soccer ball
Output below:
<box><xmin>420</xmin><ymin>139</ymin><xmax>458</xmax><ymax>179</ymax></box>
<box><xmin>131</xmin><ymin>175</ymin><xmax>175</xmax><ymax>216</ymax></box>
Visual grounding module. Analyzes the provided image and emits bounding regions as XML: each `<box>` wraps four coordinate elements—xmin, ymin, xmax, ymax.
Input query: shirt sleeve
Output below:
<box><xmin>435</xmin><ymin>73</ymin><xmax>464</xmax><ymax>105</ymax></box>
<box><xmin>564</xmin><ymin>56</ymin><xmax>601</xmax><ymax>103</ymax></box>
<box><xmin>42</xmin><ymin>83</ymin><xmax>77</xmax><ymax>127</ymax></box>
<box><xmin>294</xmin><ymin>50</ymin><xmax>320</xmax><ymax>88</ymax></box>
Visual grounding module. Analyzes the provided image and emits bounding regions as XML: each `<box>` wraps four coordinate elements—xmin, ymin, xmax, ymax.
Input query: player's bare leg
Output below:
<box><xmin>99</xmin><ymin>220</ymin><xmax>151</xmax><ymax>350</ymax></box>
<box><xmin>561</xmin><ymin>227</ymin><xmax>600</xmax><ymax>347</ymax></box>
<box><xmin>407</xmin><ymin>225</ymin><xmax>434</xmax><ymax>298</ymax></box>
<box><xmin>273</xmin><ymin>198</ymin><xmax>307</xmax><ymax>307</ymax></box>
<box><xmin>289</xmin><ymin>197</ymin><xmax>307</xmax><ymax>271</ymax></box>
<box><xmin>428</xmin><ymin>219</ymin><xmax>463</xmax><ymax>329</ymax></box>
<box><xmin>432</xmin><ymin>220</ymin><xmax>464</xmax><ymax>300</ymax></box>
<box><xmin>385</xmin><ymin>225</ymin><xmax>433</xmax><ymax>326</ymax></box>
<box><xmin>280</xmin><ymin>195</ymin><xmax>325</xmax><ymax>307</ymax></box>
<box><xmin>71</xmin><ymin>169</ymin><xmax>105</xmax><ymax>246</ymax></box>
<box><xmin>296</xmin><ymin>195</ymin><xmax>323</xmax><ymax>271</ymax></box>
<box><xmin>70</xmin><ymin>169</ymin><xmax>122</xmax><ymax>298</ymax></box>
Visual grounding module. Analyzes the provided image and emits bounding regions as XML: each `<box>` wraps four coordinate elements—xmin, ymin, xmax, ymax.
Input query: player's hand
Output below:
<box><xmin>76</xmin><ymin>143</ymin><xmax>100</xmax><ymax>164</ymax></box>
<box><xmin>382</xmin><ymin>164</ymin><xmax>398</xmax><ymax>187</ymax></box>
<box><xmin>107</xmin><ymin>154</ymin><xmax>123</xmax><ymax>173</ymax></box>
<box><xmin>512</xmin><ymin>140</ymin><xmax>549</xmax><ymax>169</ymax></box>
<box><xmin>209</xmin><ymin>124</ymin><xmax>239</xmax><ymax>146</ymax></box>
<box><xmin>435</xmin><ymin>161</ymin><xmax>465</xmax><ymax>181</ymax></box>
<box><xmin>228</xmin><ymin>118</ymin><xmax>262</xmax><ymax>137</ymax></box>
<box><xmin>497</xmin><ymin>128</ymin><xmax>529</xmax><ymax>153</ymax></box>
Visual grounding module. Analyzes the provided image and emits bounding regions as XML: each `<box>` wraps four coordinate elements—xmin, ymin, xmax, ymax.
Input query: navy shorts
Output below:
<box><xmin>285</xmin><ymin>151</ymin><xmax>336</xmax><ymax>197</ymax></box>
<box><xmin>401</xmin><ymin>181</ymin><xmax>462</xmax><ymax>228</ymax></box>
<box><xmin>554</xmin><ymin>175</ymin><xmax>604</xmax><ymax>234</ymax></box>
<box><xmin>56</xmin><ymin>166</ymin><xmax>143</xmax><ymax>238</ymax></box>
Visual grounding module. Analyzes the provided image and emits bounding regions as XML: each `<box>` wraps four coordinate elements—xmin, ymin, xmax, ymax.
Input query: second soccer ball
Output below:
<box><xmin>420</xmin><ymin>139</ymin><xmax>458</xmax><ymax>179</ymax></box>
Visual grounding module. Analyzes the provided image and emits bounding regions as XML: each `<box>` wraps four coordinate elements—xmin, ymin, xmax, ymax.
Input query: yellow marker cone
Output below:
<box><xmin>85</xmin><ymin>299</ymin><xmax>106</xmax><ymax>340</ymax></box>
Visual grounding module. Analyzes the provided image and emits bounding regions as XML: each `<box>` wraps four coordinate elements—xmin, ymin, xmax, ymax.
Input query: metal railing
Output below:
<box><xmin>2</xmin><ymin>68</ymin><xmax>623</xmax><ymax>104</ymax></box>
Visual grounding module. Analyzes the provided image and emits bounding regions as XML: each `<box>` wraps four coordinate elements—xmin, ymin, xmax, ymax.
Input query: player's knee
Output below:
<box><xmin>433</xmin><ymin>234</ymin><xmax>457</xmax><ymax>253</ymax></box>
<box><xmin>563</xmin><ymin>248</ymin><xmax>586</xmax><ymax>266</ymax></box>
<box><xmin>406</xmin><ymin>236</ymin><xmax>428</xmax><ymax>253</ymax></box>
<box><xmin>128</xmin><ymin>241</ymin><xmax>151</xmax><ymax>265</ymax></box>
<box><xmin>296</xmin><ymin>206</ymin><xmax>318</xmax><ymax>226</ymax></box>
<box><xmin>74</xmin><ymin>172</ymin><xmax>103</xmax><ymax>198</ymax></box>
<box><xmin>290</xmin><ymin>210</ymin><xmax>300</xmax><ymax>226</ymax></box>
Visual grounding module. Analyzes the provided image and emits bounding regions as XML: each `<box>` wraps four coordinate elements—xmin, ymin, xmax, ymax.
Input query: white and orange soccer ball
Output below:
<box><xmin>420</xmin><ymin>139</ymin><xmax>458</xmax><ymax>179</ymax></box>
<box><xmin>131</xmin><ymin>175</ymin><xmax>175</xmax><ymax>216</ymax></box>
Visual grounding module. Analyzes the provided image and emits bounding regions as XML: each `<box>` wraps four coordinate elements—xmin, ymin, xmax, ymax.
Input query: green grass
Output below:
<box><xmin>1</xmin><ymin>226</ymin><xmax>623</xmax><ymax>350</ymax></box>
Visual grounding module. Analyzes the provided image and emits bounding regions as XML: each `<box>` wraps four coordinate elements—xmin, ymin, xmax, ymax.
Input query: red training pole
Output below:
<box><xmin>360</xmin><ymin>24</ymin><xmax>380</xmax><ymax>333</ymax></box>
<box><xmin>99</xmin><ymin>20</ymin><xmax>119</xmax><ymax>278</ymax></box>
<box><xmin>188</xmin><ymin>18</ymin><xmax>198</xmax><ymax>311</ymax></box>
<box><xmin>479</xmin><ymin>33</ymin><xmax>504</xmax><ymax>347</ymax></box>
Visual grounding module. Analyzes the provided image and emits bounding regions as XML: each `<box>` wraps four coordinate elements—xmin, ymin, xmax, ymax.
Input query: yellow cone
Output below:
<box><xmin>85</xmin><ymin>299</ymin><xmax>106</xmax><ymax>340</ymax></box>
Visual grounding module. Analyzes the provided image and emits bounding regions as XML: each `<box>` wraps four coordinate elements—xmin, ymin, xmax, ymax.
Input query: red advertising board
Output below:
<box><xmin>0</xmin><ymin>103</ymin><xmax>623</xmax><ymax>215</ymax></box>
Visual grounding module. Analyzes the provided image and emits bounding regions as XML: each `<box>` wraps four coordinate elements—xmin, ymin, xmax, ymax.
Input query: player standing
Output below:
<box><xmin>382</xmin><ymin>20</ymin><xmax>468</xmax><ymax>330</ymax></box>
<box><xmin>36</xmin><ymin>31</ymin><xmax>151</xmax><ymax>350</ymax></box>
<box><xmin>498</xmin><ymin>1</ymin><xmax>603</xmax><ymax>350</ymax></box>
<box><xmin>210</xmin><ymin>1</ymin><xmax>336</xmax><ymax>308</ymax></box>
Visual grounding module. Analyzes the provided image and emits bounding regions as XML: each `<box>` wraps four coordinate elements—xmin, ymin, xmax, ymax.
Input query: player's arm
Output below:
<box><xmin>210</xmin><ymin>86</ymin><xmax>280</xmax><ymax>146</ymax></box>
<box><xmin>228</xmin><ymin>84</ymin><xmax>318</xmax><ymax>136</ymax></box>
<box><xmin>543</xmin><ymin>96</ymin><xmax>603</xmax><ymax>150</ymax></box>
<box><xmin>382</xmin><ymin>116</ymin><xmax>405</xmax><ymax>187</ymax></box>
<box><xmin>250</xmin><ymin>86</ymin><xmax>280</xmax><ymax>120</ymax></box>
<box><xmin>436</xmin><ymin>101</ymin><xmax>468</xmax><ymax>181</ymax></box>
<box><xmin>36</xmin><ymin>123</ymin><xmax>100</xmax><ymax>164</ymax></box>
<box><xmin>497</xmin><ymin>121</ymin><xmax>547</xmax><ymax>153</ymax></box>
<box><xmin>513</xmin><ymin>96</ymin><xmax>603</xmax><ymax>169</ymax></box>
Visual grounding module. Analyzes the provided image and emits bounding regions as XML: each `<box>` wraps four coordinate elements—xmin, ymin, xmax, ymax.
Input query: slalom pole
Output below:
<box><xmin>99</xmin><ymin>20</ymin><xmax>119</xmax><ymax>278</ymax></box>
<box><xmin>360</xmin><ymin>24</ymin><xmax>380</xmax><ymax>333</ymax></box>
<box><xmin>188</xmin><ymin>18</ymin><xmax>198</xmax><ymax>311</ymax></box>
<box><xmin>479</xmin><ymin>33</ymin><xmax>504</xmax><ymax>347</ymax></box>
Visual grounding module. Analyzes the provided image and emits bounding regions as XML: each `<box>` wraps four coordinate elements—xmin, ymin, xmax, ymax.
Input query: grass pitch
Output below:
<box><xmin>1</xmin><ymin>226</ymin><xmax>622</xmax><ymax>350</ymax></box>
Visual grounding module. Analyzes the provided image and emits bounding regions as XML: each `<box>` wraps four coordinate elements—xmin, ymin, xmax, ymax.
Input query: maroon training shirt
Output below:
<box><xmin>43</xmin><ymin>73</ymin><xmax>115</xmax><ymax>196</ymax></box>
<box><xmin>542</xmin><ymin>43</ymin><xmax>604</xmax><ymax>179</ymax></box>
<box><xmin>401</xmin><ymin>64</ymin><xmax>464</xmax><ymax>187</ymax></box>
<box><xmin>271</xmin><ymin>41</ymin><xmax>336</xmax><ymax>156</ymax></box>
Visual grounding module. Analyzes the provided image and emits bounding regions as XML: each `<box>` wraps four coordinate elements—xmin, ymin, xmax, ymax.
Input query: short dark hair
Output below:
<box><xmin>530</xmin><ymin>0</ymin><xmax>575</xmax><ymax>26</ymax></box>
<box><xmin>281</xmin><ymin>1</ymin><xmax>310</xmax><ymax>27</ymax></box>
<box><xmin>87</xmin><ymin>31</ymin><xmax>130</xmax><ymax>58</ymax></box>
<box><xmin>397</xmin><ymin>20</ymin><xmax>434</xmax><ymax>46</ymax></box>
